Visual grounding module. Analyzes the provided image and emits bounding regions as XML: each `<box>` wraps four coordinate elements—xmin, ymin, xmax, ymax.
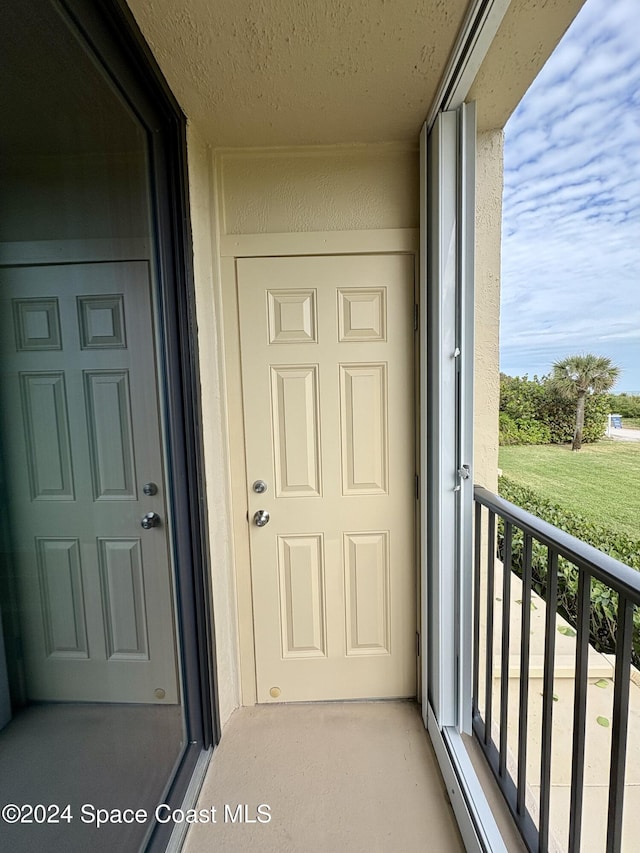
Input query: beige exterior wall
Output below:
<box><xmin>469</xmin><ymin>0</ymin><xmax>586</xmax><ymax>133</ymax></box>
<box><xmin>214</xmin><ymin>143</ymin><xmax>420</xmax><ymax>708</ymax></box>
<box><xmin>185</xmin><ymin>134</ymin><xmax>503</xmax><ymax>714</ymax></box>
<box><xmin>185</xmin><ymin>124</ymin><xmax>240</xmax><ymax>726</ymax></box>
<box><xmin>218</xmin><ymin>145</ymin><xmax>419</xmax><ymax>235</ymax></box>
<box><xmin>124</xmin><ymin>0</ymin><xmax>586</xmax><ymax>727</ymax></box>
<box><xmin>474</xmin><ymin>129</ymin><xmax>504</xmax><ymax>493</ymax></box>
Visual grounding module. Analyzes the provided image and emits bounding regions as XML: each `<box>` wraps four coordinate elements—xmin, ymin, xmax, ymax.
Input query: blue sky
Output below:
<box><xmin>500</xmin><ymin>0</ymin><xmax>640</xmax><ymax>394</ymax></box>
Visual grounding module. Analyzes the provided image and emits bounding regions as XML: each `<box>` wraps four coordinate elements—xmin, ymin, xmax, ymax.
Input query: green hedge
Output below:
<box><xmin>499</xmin><ymin>413</ymin><xmax>551</xmax><ymax>446</ymax></box>
<box><xmin>610</xmin><ymin>394</ymin><xmax>640</xmax><ymax>419</ymax></box>
<box><xmin>497</xmin><ymin>476</ymin><xmax>640</xmax><ymax>667</ymax></box>
<box><xmin>541</xmin><ymin>386</ymin><xmax>610</xmax><ymax>444</ymax></box>
<box><xmin>499</xmin><ymin>373</ymin><xmax>609</xmax><ymax>446</ymax></box>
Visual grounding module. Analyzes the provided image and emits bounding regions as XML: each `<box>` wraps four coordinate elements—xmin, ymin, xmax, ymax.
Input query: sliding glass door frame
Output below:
<box><xmin>420</xmin><ymin>103</ymin><xmax>508</xmax><ymax>853</ymax></box>
<box><xmin>54</xmin><ymin>1</ymin><xmax>220</xmax><ymax>847</ymax></box>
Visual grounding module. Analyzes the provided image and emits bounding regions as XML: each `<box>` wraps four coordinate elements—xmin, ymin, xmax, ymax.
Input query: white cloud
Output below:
<box><xmin>501</xmin><ymin>0</ymin><xmax>640</xmax><ymax>392</ymax></box>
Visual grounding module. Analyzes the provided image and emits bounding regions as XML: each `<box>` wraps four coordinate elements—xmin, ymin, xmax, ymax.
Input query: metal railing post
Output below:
<box><xmin>471</xmin><ymin>485</ymin><xmax>640</xmax><ymax>853</ymax></box>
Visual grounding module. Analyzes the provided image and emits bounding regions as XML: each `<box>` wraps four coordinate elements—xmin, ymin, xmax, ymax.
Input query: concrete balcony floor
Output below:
<box><xmin>183</xmin><ymin>700</ymin><xmax>464</xmax><ymax>853</ymax></box>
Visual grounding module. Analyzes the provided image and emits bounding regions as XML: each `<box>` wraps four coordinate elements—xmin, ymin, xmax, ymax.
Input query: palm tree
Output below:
<box><xmin>551</xmin><ymin>354</ymin><xmax>620</xmax><ymax>451</ymax></box>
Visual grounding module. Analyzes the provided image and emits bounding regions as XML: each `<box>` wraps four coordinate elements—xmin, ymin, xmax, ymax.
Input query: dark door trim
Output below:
<box><xmin>56</xmin><ymin>0</ymin><xmax>220</xmax><ymax>847</ymax></box>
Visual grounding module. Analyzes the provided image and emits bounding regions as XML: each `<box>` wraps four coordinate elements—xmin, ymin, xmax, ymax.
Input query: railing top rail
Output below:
<box><xmin>474</xmin><ymin>485</ymin><xmax>640</xmax><ymax>606</ymax></box>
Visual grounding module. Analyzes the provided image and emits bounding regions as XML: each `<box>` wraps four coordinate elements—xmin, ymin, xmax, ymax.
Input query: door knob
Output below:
<box><xmin>253</xmin><ymin>509</ymin><xmax>270</xmax><ymax>527</ymax></box>
<box><xmin>141</xmin><ymin>511</ymin><xmax>161</xmax><ymax>530</ymax></box>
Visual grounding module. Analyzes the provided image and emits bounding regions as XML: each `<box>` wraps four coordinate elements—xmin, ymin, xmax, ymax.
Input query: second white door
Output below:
<box><xmin>0</xmin><ymin>262</ymin><xmax>178</xmax><ymax>704</ymax></box>
<box><xmin>238</xmin><ymin>253</ymin><xmax>416</xmax><ymax>702</ymax></box>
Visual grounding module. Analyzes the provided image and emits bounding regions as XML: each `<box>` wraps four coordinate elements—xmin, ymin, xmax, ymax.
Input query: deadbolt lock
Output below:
<box><xmin>143</xmin><ymin>482</ymin><xmax>158</xmax><ymax>496</ymax></box>
<box><xmin>253</xmin><ymin>480</ymin><xmax>268</xmax><ymax>494</ymax></box>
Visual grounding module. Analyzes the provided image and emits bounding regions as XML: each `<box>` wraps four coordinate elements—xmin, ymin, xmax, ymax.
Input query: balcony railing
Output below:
<box><xmin>472</xmin><ymin>485</ymin><xmax>640</xmax><ymax>853</ymax></box>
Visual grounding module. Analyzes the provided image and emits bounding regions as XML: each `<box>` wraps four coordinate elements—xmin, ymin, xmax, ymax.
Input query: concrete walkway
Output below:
<box><xmin>608</xmin><ymin>426</ymin><xmax>640</xmax><ymax>442</ymax></box>
<box><xmin>183</xmin><ymin>701</ymin><xmax>464</xmax><ymax>853</ymax></box>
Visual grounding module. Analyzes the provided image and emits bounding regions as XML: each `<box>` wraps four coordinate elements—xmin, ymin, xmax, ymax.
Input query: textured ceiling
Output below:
<box><xmin>126</xmin><ymin>0</ymin><xmax>469</xmax><ymax>147</ymax></box>
<box><xmin>0</xmin><ymin>0</ymin><xmax>587</xmax><ymax>158</ymax></box>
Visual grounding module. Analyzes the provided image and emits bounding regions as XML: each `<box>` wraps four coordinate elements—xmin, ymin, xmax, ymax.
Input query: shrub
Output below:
<box><xmin>497</xmin><ymin>476</ymin><xmax>640</xmax><ymax>667</ymax></box>
<box><xmin>499</xmin><ymin>413</ymin><xmax>551</xmax><ymax>446</ymax></box>
<box><xmin>499</xmin><ymin>372</ymin><xmax>609</xmax><ymax>446</ymax></box>
<box><xmin>610</xmin><ymin>394</ymin><xmax>640</xmax><ymax>419</ymax></box>
<box><xmin>540</xmin><ymin>385</ymin><xmax>610</xmax><ymax>444</ymax></box>
<box><xmin>500</xmin><ymin>373</ymin><xmax>546</xmax><ymax>423</ymax></box>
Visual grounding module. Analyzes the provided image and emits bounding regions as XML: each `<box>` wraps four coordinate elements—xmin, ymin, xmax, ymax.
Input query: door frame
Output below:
<box><xmin>219</xmin><ymin>229</ymin><xmax>419</xmax><ymax>706</ymax></box>
<box><xmin>37</xmin><ymin>1</ymin><xmax>220</xmax><ymax>847</ymax></box>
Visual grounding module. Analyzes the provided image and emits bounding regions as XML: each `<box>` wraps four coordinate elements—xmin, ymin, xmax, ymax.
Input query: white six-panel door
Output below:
<box><xmin>238</xmin><ymin>254</ymin><xmax>416</xmax><ymax>702</ymax></box>
<box><xmin>0</xmin><ymin>262</ymin><xmax>178</xmax><ymax>703</ymax></box>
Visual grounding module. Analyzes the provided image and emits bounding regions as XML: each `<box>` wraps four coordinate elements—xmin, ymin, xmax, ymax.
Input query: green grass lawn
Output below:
<box><xmin>499</xmin><ymin>442</ymin><xmax>640</xmax><ymax>539</ymax></box>
<box><xmin>623</xmin><ymin>417</ymin><xmax>640</xmax><ymax>429</ymax></box>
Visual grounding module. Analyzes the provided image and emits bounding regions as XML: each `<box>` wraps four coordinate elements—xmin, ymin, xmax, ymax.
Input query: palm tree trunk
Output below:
<box><xmin>573</xmin><ymin>392</ymin><xmax>586</xmax><ymax>450</ymax></box>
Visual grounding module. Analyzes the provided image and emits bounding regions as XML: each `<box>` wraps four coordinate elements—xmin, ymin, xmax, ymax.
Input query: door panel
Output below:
<box><xmin>0</xmin><ymin>261</ymin><xmax>178</xmax><ymax>703</ymax></box>
<box><xmin>340</xmin><ymin>362</ymin><xmax>388</xmax><ymax>493</ymax></box>
<box><xmin>271</xmin><ymin>364</ymin><xmax>321</xmax><ymax>496</ymax></box>
<box><xmin>238</xmin><ymin>254</ymin><xmax>416</xmax><ymax>702</ymax></box>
